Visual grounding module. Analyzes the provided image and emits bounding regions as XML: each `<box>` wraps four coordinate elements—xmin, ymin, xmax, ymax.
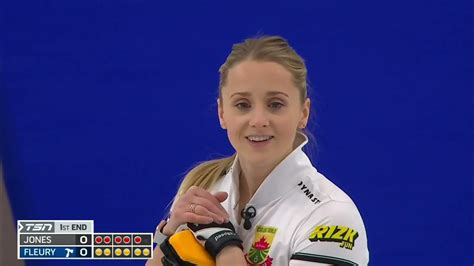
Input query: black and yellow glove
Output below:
<box><xmin>159</xmin><ymin>222</ymin><xmax>242</xmax><ymax>266</ymax></box>
<box><xmin>160</xmin><ymin>229</ymin><xmax>215</xmax><ymax>266</ymax></box>
<box><xmin>187</xmin><ymin>221</ymin><xmax>243</xmax><ymax>258</ymax></box>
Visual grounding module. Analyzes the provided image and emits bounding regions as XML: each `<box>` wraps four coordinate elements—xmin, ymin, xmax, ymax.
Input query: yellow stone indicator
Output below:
<box><xmin>104</xmin><ymin>248</ymin><xmax>111</xmax><ymax>256</ymax></box>
<box><xmin>123</xmin><ymin>248</ymin><xmax>131</xmax><ymax>256</ymax></box>
<box><xmin>95</xmin><ymin>248</ymin><xmax>103</xmax><ymax>256</ymax></box>
<box><xmin>143</xmin><ymin>248</ymin><xmax>150</xmax><ymax>257</ymax></box>
<box><xmin>134</xmin><ymin>248</ymin><xmax>142</xmax><ymax>256</ymax></box>
<box><xmin>115</xmin><ymin>248</ymin><xmax>122</xmax><ymax>256</ymax></box>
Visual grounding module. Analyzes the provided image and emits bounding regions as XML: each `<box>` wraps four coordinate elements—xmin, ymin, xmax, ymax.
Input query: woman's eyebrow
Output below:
<box><xmin>230</xmin><ymin>92</ymin><xmax>251</xmax><ymax>98</ymax></box>
<box><xmin>267</xmin><ymin>91</ymin><xmax>289</xmax><ymax>98</ymax></box>
<box><xmin>230</xmin><ymin>91</ymin><xmax>289</xmax><ymax>98</ymax></box>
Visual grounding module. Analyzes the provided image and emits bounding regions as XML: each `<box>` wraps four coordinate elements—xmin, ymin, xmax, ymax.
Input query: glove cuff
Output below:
<box><xmin>188</xmin><ymin>222</ymin><xmax>243</xmax><ymax>257</ymax></box>
<box><xmin>205</xmin><ymin>229</ymin><xmax>243</xmax><ymax>257</ymax></box>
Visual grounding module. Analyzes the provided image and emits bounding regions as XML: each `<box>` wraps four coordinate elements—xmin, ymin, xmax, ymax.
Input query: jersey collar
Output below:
<box><xmin>228</xmin><ymin>132</ymin><xmax>315</xmax><ymax>210</ymax></box>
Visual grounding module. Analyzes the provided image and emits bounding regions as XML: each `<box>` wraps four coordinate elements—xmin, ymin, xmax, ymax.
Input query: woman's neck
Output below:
<box><xmin>236</xmin><ymin>161</ymin><xmax>271</xmax><ymax>222</ymax></box>
<box><xmin>237</xmin><ymin>157</ymin><xmax>283</xmax><ymax>210</ymax></box>
<box><xmin>239</xmin><ymin>133</ymin><xmax>306</xmax><ymax>212</ymax></box>
<box><xmin>239</xmin><ymin>163</ymin><xmax>269</xmax><ymax>201</ymax></box>
<box><xmin>237</xmin><ymin>133</ymin><xmax>305</xmax><ymax>205</ymax></box>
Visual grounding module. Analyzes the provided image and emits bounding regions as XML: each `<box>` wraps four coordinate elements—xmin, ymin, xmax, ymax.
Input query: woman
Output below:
<box><xmin>147</xmin><ymin>36</ymin><xmax>369</xmax><ymax>266</ymax></box>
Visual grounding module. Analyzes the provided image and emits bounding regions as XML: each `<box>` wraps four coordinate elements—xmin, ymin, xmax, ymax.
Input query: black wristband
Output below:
<box><xmin>205</xmin><ymin>230</ymin><xmax>243</xmax><ymax>257</ymax></box>
<box><xmin>187</xmin><ymin>222</ymin><xmax>243</xmax><ymax>257</ymax></box>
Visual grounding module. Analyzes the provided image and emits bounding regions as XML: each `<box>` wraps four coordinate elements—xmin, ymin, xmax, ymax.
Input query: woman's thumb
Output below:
<box><xmin>213</xmin><ymin>191</ymin><xmax>228</xmax><ymax>202</ymax></box>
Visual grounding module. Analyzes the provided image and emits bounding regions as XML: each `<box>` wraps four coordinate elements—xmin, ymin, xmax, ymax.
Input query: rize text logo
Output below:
<box><xmin>308</xmin><ymin>225</ymin><xmax>358</xmax><ymax>250</ymax></box>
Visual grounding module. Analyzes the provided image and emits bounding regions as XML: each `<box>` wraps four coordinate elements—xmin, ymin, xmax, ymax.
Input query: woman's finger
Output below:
<box><xmin>213</xmin><ymin>191</ymin><xmax>228</xmax><ymax>203</ymax></box>
<box><xmin>187</xmin><ymin>198</ymin><xmax>226</xmax><ymax>223</ymax></box>
<box><xmin>192</xmin><ymin>196</ymin><xmax>229</xmax><ymax>221</ymax></box>
<box><xmin>168</xmin><ymin>186</ymin><xmax>229</xmax><ymax>228</ymax></box>
<box><xmin>188</xmin><ymin>187</ymin><xmax>229</xmax><ymax>218</ymax></box>
<box><xmin>193</xmin><ymin>204</ymin><xmax>221</xmax><ymax>222</ymax></box>
<box><xmin>181</xmin><ymin>210</ymin><xmax>213</xmax><ymax>224</ymax></box>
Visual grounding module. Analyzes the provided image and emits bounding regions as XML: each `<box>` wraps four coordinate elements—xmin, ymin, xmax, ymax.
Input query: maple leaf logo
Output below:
<box><xmin>253</xmin><ymin>236</ymin><xmax>270</xmax><ymax>251</ymax></box>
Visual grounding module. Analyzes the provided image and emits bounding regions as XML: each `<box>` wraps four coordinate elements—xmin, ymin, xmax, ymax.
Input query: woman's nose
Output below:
<box><xmin>249</xmin><ymin>107</ymin><xmax>270</xmax><ymax>128</ymax></box>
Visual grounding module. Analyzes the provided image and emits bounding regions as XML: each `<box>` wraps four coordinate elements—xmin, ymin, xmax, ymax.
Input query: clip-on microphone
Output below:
<box><xmin>241</xmin><ymin>206</ymin><xmax>256</xmax><ymax>230</ymax></box>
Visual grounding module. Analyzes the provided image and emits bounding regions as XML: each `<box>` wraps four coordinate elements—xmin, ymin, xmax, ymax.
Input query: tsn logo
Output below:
<box><xmin>23</xmin><ymin>223</ymin><xmax>53</xmax><ymax>232</ymax></box>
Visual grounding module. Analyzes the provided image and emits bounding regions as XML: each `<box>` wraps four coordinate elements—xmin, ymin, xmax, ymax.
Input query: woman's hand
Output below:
<box><xmin>162</xmin><ymin>186</ymin><xmax>230</xmax><ymax>235</ymax></box>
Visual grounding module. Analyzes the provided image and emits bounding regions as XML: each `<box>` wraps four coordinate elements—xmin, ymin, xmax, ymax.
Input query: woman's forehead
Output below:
<box><xmin>228</xmin><ymin>60</ymin><xmax>292</xmax><ymax>81</ymax></box>
<box><xmin>223</xmin><ymin>61</ymin><xmax>297</xmax><ymax>97</ymax></box>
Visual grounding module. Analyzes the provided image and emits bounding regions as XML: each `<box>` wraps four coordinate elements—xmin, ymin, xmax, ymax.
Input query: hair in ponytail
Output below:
<box><xmin>176</xmin><ymin>155</ymin><xmax>236</xmax><ymax>197</ymax></box>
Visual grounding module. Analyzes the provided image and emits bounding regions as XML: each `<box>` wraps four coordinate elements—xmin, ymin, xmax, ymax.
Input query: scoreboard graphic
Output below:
<box><xmin>17</xmin><ymin>220</ymin><xmax>153</xmax><ymax>260</ymax></box>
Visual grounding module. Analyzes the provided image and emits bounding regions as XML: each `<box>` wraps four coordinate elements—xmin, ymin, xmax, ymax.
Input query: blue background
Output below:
<box><xmin>1</xmin><ymin>0</ymin><xmax>472</xmax><ymax>265</ymax></box>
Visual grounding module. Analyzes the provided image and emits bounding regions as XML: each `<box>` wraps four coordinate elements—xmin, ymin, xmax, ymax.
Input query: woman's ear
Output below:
<box><xmin>299</xmin><ymin>98</ymin><xmax>311</xmax><ymax>129</ymax></box>
<box><xmin>217</xmin><ymin>98</ymin><xmax>226</xmax><ymax>129</ymax></box>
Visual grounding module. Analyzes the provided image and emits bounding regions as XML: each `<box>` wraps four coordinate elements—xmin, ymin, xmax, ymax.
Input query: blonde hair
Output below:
<box><xmin>176</xmin><ymin>35</ymin><xmax>310</xmax><ymax>197</ymax></box>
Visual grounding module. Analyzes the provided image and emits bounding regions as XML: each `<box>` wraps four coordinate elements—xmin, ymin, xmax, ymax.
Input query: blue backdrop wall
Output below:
<box><xmin>1</xmin><ymin>1</ymin><xmax>472</xmax><ymax>265</ymax></box>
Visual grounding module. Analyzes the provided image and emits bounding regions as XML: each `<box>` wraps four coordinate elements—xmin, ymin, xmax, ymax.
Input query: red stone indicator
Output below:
<box><xmin>123</xmin><ymin>236</ymin><xmax>131</xmax><ymax>244</ymax></box>
<box><xmin>95</xmin><ymin>235</ymin><xmax>103</xmax><ymax>244</ymax></box>
<box><xmin>104</xmin><ymin>236</ymin><xmax>112</xmax><ymax>244</ymax></box>
<box><xmin>134</xmin><ymin>236</ymin><xmax>142</xmax><ymax>244</ymax></box>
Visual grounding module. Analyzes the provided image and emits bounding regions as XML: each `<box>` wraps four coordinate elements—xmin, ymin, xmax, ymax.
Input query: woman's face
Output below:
<box><xmin>218</xmin><ymin>60</ymin><xmax>310</xmax><ymax>169</ymax></box>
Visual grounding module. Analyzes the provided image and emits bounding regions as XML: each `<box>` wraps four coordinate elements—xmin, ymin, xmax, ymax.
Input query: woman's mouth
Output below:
<box><xmin>246</xmin><ymin>135</ymin><xmax>274</xmax><ymax>143</ymax></box>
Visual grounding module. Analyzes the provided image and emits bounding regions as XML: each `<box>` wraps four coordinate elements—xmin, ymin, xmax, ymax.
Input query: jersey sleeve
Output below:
<box><xmin>289</xmin><ymin>201</ymin><xmax>369</xmax><ymax>266</ymax></box>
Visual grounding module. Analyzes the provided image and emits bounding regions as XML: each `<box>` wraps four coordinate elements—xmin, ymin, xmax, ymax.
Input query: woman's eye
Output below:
<box><xmin>235</xmin><ymin>102</ymin><xmax>251</xmax><ymax>109</ymax></box>
<box><xmin>269</xmin><ymin>102</ymin><xmax>284</xmax><ymax>109</ymax></box>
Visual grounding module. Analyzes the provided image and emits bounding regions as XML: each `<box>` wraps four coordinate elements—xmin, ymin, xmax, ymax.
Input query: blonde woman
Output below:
<box><xmin>147</xmin><ymin>36</ymin><xmax>369</xmax><ymax>266</ymax></box>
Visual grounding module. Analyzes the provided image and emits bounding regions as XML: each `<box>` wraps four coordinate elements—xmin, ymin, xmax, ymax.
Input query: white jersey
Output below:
<box><xmin>209</xmin><ymin>135</ymin><xmax>369</xmax><ymax>266</ymax></box>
